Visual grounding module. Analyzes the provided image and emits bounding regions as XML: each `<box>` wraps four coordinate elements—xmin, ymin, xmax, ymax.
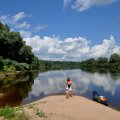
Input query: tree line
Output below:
<box><xmin>79</xmin><ymin>53</ymin><xmax>120</xmax><ymax>73</ymax></box>
<box><xmin>0</xmin><ymin>22</ymin><xmax>120</xmax><ymax>74</ymax></box>
<box><xmin>0</xmin><ymin>22</ymin><xmax>79</xmax><ymax>73</ymax></box>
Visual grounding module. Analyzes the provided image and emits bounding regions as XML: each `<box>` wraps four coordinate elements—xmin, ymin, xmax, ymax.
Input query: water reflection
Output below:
<box><xmin>0</xmin><ymin>72</ymin><xmax>37</xmax><ymax>107</ymax></box>
<box><xmin>0</xmin><ymin>69</ymin><xmax>120</xmax><ymax>111</ymax></box>
<box><xmin>23</xmin><ymin>69</ymin><xmax>120</xmax><ymax>111</ymax></box>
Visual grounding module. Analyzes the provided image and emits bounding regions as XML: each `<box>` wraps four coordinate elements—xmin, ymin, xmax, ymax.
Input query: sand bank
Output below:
<box><xmin>22</xmin><ymin>95</ymin><xmax>120</xmax><ymax>120</ymax></box>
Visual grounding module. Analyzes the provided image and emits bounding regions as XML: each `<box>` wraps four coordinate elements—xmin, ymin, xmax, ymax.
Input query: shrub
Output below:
<box><xmin>12</xmin><ymin>61</ymin><xmax>30</xmax><ymax>71</ymax></box>
<box><xmin>3</xmin><ymin>59</ymin><xmax>12</xmax><ymax>66</ymax></box>
<box><xmin>13</xmin><ymin>111</ymin><xmax>29</xmax><ymax>120</ymax></box>
<box><xmin>3</xmin><ymin>65</ymin><xmax>8</xmax><ymax>72</ymax></box>
<box><xmin>33</xmin><ymin>107</ymin><xmax>46</xmax><ymax>117</ymax></box>
<box><xmin>0</xmin><ymin>106</ymin><xmax>29</xmax><ymax>120</ymax></box>
<box><xmin>0</xmin><ymin>106</ymin><xmax>16</xmax><ymax>119</ymax></box>
<box><xmin>7</xmin><ymin>65</ymin><xmax>16</xmax><ymax>72</ymax></box>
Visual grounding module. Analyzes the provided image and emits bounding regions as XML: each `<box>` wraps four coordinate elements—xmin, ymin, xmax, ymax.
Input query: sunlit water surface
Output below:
<box><xmin>0</xmin><ymin>69</ymin><xmax>120</xmax><ymax>111</ymax></box>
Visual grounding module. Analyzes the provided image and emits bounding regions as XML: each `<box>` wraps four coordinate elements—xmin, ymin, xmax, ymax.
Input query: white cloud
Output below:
<box><xmin>23</xmin><ymin>35</ymin><xmax>120</xmax><ymax>61</ymax></box>
<box><xmin>17</xmin><ymin>22</ymin><xmax>30</xmax><ymax>28</ymax></box>
<box><xmin>64</xmin><ymin>0</ymin><xmax>72</xmax><ymax>7</ymax></box>
<box><xmin>0</xmin><ymin>12</ymin><xmax>32</xmax><ymax>29</ymax></box>
<box><xmin>12</xmin><ymin>12</ymin><xmax>32</xmax><ymax>22</ymax></box>
<box><xmin>88</xmin><ymin>35</ymin><xmax>116</xmax><ymax>58</ymax></box>
<box><xmin>0</xmin><ymin>15</ymin><xmax>11</xmax><ymax>24</ymax></box>
<box><xmin>64</xmin><ymin>0</ymin><xmax>117</xmax><ymax>11</ymax></box>
<box><xmin>0</xmin><ymin>12</ymin><xmax>47</xmax><ymax>32</ymax></box>
<box><xmin>29</xmin><ymin>69</ymin><xmax>118</xmax><ymax>98</ymax></box>
<box><xmin>34</xmin><ymin>24</ymin><xmax>47</xmax><ymax>32</ymax></box>
<box><xmin>0</xmin><ymin>15</ymin><xmax>9</xmax><ymax>21</ymax></box>
<box><xmin>19</xmin><ymin>30</ymin><xmax>32</xmax><ymax>38</ymax></box>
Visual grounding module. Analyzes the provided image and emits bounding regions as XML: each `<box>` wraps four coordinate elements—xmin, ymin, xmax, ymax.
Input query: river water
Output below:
<box><xmin>0</xmin><ymin>69</ymin><xmax>120</xmax><ymax>111</ymax></box>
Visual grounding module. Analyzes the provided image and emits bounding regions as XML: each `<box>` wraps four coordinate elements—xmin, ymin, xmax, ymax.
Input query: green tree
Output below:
<box><xmin>30</xmin><ymin>56</ymin><xmax>40</xmax><ymax>70</ymax></box>
<box><xmin>97</xmin><ymin>57</ymin><xmax>108</xmax><ymax>64</ymax></box>
<box><xmin>18</xmin><ymin>45</ymin><xmax>34</xmax><ymax>64</ymax></box>
<box><xmin>109</xmin><ymin>53</ymin><xmax>120</xmax><ymax>63</ymax></box>
<box><xmin>0</xmin><ymin>22</ymin><xmax>40</xmax><ymax>70</ymax></box>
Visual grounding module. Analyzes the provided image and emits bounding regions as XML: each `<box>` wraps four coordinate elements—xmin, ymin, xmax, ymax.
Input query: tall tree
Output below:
<box><xmin>109</xmin><ymin>53</ymin><xmax>120</xmax><ymax>63</ymax></box>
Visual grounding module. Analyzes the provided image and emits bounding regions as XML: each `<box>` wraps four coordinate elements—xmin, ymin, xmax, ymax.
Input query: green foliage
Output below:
<box><xmin>38</xmin><ymin>60</ymin><xmax>80</xmax><ymax>70</ymax></box>
<box><xmin>0</xmin><ymin>22</ymin><xmax>35</xmax><ymax>66</ymax></box>
<box><xmin>1</xmin><ymin>22</ymin><xmax>120</xmax><ymax>72</ymax></box>
<box><xmin>0</xmin><ymin>106</ymin><xmax>29</xmax><ymax>120</ymax></box>
<box><xmin>30</xmin><ymin>56</ymin><xmax>40</xmax><ymax>70</ymax></box>
<box><xmin>3</xmin><ymin>59</ymin><xmax>12</xmax><ymax>66</ymax></box>
<box><xmin>97</xmin><ymin>57</ymin><xmax>108</xmax><ymax>64</ymax></box>
<box><xmin>0</xmin><ymin>57</ymin><xmax>3</xmax><ymax>70</ymax></box>
<box><xmin>0</xmin><ymin>59</ymin><xmax>16</xmax><ymax>73</ymax></box>
<box><xmin>13</xmin><ymin>62</ymin><xmax>30</xmax><ymax>71</ymax></box>
<box><xmin>12</xmin><ymin>110</ymin><xmax>29</xmax><ymax>120</ymax></box>
<box><xmin>3</xmin><ymin>65</ymin><xmax>8</xmax><ymax>72</ymax></box>
<box><xmin>18</xmin><ymin>45</ymin><xmax>34</xmax><ymax>64</ymax></box>
<box><xmin>0</xmin><ymin>71</ymin><xmax>5</xmax><ymax>77</ymax></box>
<box><xmin>7</xmin><ymin>65</ymin><xmax>16</xmax><ymax>72</ymax></box>
<box><xmin>0</xmin><ymin>22</ymin><xmax>10</xmax><ymax>31</ymax></box>
<box><xmin>109</xmin><ymin>53</ymin><xmax>120</xmax><ymax>63</ymax></box>
<box><xmin>80</xmin><ymin>53</ymin><xmax>120</xmax><ymax>73</ymax></box>
<box><xmin>0</xmin><ymin>58</ymin><xmax>30</xmax><ymax>72</ymax></box>
<box><xmin>117</xmin><ymin>63</ymin><xmax>120</xmax><ymax>71</ymax></box>
<box><xmin>0</xmin><ymin>106</ymin><xmax>16</xmax><ymax>119</ymax></box>
<box><xmin>33</xmin><ymin>107</ymin><xmax>46</xmax><ymax>117</ymax></box>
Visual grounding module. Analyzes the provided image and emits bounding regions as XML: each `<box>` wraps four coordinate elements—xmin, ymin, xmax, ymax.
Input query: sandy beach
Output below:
<box><xmin>22</xmin><ymin>95</ymin><xmax>120</xmax><ymax>120</ymax></box>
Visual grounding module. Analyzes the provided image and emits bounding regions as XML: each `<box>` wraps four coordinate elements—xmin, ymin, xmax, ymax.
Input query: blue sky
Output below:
<box><xmin>0</xmin><ymin>0</ymin><xmax>120</xmax><ymax>61</ymax></box>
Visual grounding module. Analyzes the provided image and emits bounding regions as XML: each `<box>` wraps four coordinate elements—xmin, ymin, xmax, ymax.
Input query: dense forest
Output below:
<box><xmin>0</xmin><ymin>22</ymin><xmax>120</xmax><ymax>75</ymax></box>
<box><xmin>0</xmin><ymin>22</ymin><xmax>40</xmax><ymax>73</ymax></box>
<box><xmin>0</xmin><ymin>22</ymin><xmax>79</xmax><ymax>75</ymax></box>
<box><xmin>39</xmin><ymin>60</ymin><xmax>80</xmax><ymax>70</ymax></box>
<box><xmin>80</xmin><ymin>53</ymin><xmax>120</xmax><ymax>73</ymax></box>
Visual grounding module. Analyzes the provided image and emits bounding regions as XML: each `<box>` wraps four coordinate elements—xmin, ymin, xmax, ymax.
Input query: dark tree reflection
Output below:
<box><xmin>0</xmin><ymin>72</ymin><xmax>38</xmax><ymax>107</ymax></box>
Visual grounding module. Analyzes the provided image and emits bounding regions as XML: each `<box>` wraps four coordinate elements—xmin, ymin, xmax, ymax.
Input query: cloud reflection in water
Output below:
<box><xmin>28</xmin><ymin>69</ymin><xmax>120</xmax><ymax>99</ymax></box>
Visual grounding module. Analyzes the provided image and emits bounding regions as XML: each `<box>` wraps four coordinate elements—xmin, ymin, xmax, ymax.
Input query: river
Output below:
<box><xmin>0</xmin><ymin>69</ymin><xmax>120</xmax><ymax>111</ymax></box>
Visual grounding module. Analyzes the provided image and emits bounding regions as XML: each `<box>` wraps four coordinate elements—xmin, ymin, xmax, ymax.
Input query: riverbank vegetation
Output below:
<box><xmin>0</xmin><ymin>104</ymin><xmax>46</xmax><ymax>120</ymax></box>
<box><xmin>0</xmin><ymin>22</ymin><xmax>40</xmax><ymax>78</ymax></box>
<box><xmin>0</xmin><ymin>21</ymin><xmax>120</xmax><ymax>77</ymax></box>
<box><xmin>80</xmin><ymin>53</ymin><xmax>120</xmax><ymax>73</ymax></box>
<box><xmin>0</xmin><ymin>21</ymin><xmax>80</xmax><ymax>78</ymax></box>
<box><xmin>0</xmin><ymin>106</ymin><xmax>29</xmax><ymax>120</ymax></box>
<box><xmin>39</xmin><ymin>53</ymin><xmax>120</xmax><ymax>73</ymax></box>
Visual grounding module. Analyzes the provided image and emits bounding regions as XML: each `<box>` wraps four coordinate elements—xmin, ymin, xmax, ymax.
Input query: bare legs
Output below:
<box><xmin>66</xmin><ymin>90</ymin><xmax>73</xmax><ymax>99</ymax></box>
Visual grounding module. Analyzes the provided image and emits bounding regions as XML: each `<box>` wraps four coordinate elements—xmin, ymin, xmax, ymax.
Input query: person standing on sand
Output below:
<box><xmin>65</xmin><ymin>77</ymin><xmax>73</xmax><ymax>99</ymax></box>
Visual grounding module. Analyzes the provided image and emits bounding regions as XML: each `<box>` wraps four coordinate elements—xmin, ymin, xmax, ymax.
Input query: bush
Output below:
<box><xmin>0</xmin><ymin>106</ymin><xmax>29</xmax><ymax>120</ymax></box>
<box><xmin>3</xmin><ymin>65</ymin><xmax>8</xmax><ymax>72</ymax></box>
<box><xmin>7</xmin><ymin>65</ymin><xmax>16</xmax><ymax>72</ymax></box>
<box><xmin>15</xmin><ymin>63</ymin><xmax>29</xmax><ymax>71</ymax></box>
<box><xmin>0</xmin><ymin>57</ymin><xmax>3</xmax><ymax>70</ymax></box>
<box><xmin>12</xmin><ymin>61</ymin><xmax>30</xmax><ymax>71</ymax></box>
<box><xmin>13</xmin><ymin>111</ymin><xmax>29</xmax><ymax>120</ymax></box>
<box><xmin>0</xmin><ymin>106</ymin><xmax>16</xmax><ymax>119</ymax></box>
<box><xmin>3</xmin><ymin>59</ymin><xmax>12</xmax><ymax>66</ymax></box>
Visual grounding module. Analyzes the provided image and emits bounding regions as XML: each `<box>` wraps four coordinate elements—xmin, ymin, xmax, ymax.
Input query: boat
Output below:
<box><xmin>93</xmin><ymin>91</ymin><xmax>108</xmax><ymax>106</ymax></box>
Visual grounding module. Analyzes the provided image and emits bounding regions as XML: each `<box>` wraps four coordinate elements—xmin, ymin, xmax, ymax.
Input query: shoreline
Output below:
<box><xmin>22</xmin><ymin>95</ymin><xmax>120</xmax><ymax>120</ymax></box>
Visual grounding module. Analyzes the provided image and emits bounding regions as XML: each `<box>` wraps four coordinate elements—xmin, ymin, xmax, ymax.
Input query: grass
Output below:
<box><xmin>33</xmin><ymin>107</ymin><xmax>46</xmax><ymax>117</ymax></box>
<box><xmin>12</xmin><ymin>111</ymin><xmax>29</xmax><ymax>120</ymax></box>
<box><xmin>0</xmin><ymin>106</ymin><xmax>15</xmax><ymax>119</ymax></box>
<box><xmin>0</xmin><ymin>106</ymin><xmax>29</xmax><ymax>120</ymax></box>
<box><xmin>36</xmin><ymin>109</ymin><xmax>46</xmax><ymax>117</ymax></box>
<box><xmin>0</xmin><ymin>105</ymin><xmax>46</xmax><ymax>120</ymax></box>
